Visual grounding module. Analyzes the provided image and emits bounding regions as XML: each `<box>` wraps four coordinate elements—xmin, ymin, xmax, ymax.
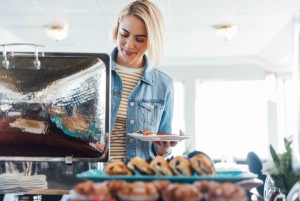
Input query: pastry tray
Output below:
<box><xmin>76</xmin><ymin>170</ymin><xmax>257</xmax><ymax>183</ymax></box>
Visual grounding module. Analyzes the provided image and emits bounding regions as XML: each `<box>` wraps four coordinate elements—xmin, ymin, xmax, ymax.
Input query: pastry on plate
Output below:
<box><xmin>190</xmin><ymin>153</ymin><xmax>215</xmax><ymax>176</ymax></box>
<box><xmin>169</xmin><ymin>156</ymin><xmax>193</xmax><ymax>176</ymax></box>
<box><xmin>149</xmin><ymin>156</ymin><xmax>174</xmax><ymax>176</ymax></box>
<box><xmin>127</xmin><ymin>156</ymin><xmax>154</xmax><ymax>175</ymax></box>
<box><xmin>104</xmin><ymin>161</ymin><xmax>133</xmax><ymax>176</ymax></box>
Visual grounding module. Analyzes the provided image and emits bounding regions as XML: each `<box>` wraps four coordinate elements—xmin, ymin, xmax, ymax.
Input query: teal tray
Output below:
<box><xmin>76</xmin><ymin>170</ymin><xmax>257</xmax><ymax>183</ymax></box>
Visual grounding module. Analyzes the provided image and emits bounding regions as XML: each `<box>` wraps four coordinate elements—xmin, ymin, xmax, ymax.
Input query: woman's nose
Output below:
<box><xmin>126</xmin><ymin>36</ymin><xmax>135</xmax><ymax>49</ymax></box>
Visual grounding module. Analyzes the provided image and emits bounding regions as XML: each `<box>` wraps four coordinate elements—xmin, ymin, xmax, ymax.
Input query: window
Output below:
<box><xmin>172</xmin><ymin>82</ymin><xmax>186</xmax><ymax>156</ymax></box>
<box><xmin>195</xmin><ymin>80</ymin><xmax>269</xmax><ymax>160</ymax></box>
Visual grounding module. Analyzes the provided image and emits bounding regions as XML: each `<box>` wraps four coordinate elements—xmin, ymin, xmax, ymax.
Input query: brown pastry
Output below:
<box><xmin>74</xmin><ymin>180</ymin><xmax>96</xmax><ymax>196</ymax></box>
<box><xmin>92</xmin><ymin>183</ymin><xmax>112</xmax><ymax>200</ymax></box>
<box><xmin>73</xmin><ymin>181</ymin><xmax>111</xmax><ymax>200</ymax></box>
<box><xmin>127</xmin><ymin>156</ymin><xmax>154</xmax><ymax>175</ymax></box>
<box><xmin>208</xmin><ymin>182</ymin><xmax>247</xmax><ymax>201</ymax></box>
<box><xmin>104</xmin><ymin>180</ymin><xmax>127</xmax><ymax>198</ymax></box>
<box><xmin>117</xmin><ymin>181</ymin><xmax>158</xmax><ymax>201</ymax></box>
<box><xmin>149</xmin><ymin>156</ymin><xmax>174</xmax><ymax>176</ymax></box>
<box><xmin>161</xmin><ymin>183</ymin><xmax>202</xmax><ymax>201</ymax></box>
<box><xmin>190</xmin><ymin>153</ymin><xmax>215</xmax><ymax>176</ymax></box>
<box><xmin>194</xmin><ymin>180</ymin><xmax>219</xmax><ymax>199</ymax></box>
<box><xmin>104</xmin><ymin>161</ymin><xmax>133</xmax><ymax>176</ymax></box>
<box><xmin>152</xmin><ymin>180</ymin><xmax>171</xmax><ymax>192</ymax></box>
<box><xmin>169</xmin><ymin>156</ymin><xmax>193</xmax><ymax>176</ymax></box>
<box><xmin>9</xmin><ymin>118</ymin><xmax>48</xmax><ymax>134</ymax></box>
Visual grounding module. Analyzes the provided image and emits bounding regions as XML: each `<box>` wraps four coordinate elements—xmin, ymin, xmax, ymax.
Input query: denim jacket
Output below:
<box><xmin>110</xmin><ymin>47</ymin><xmax>174</xmax><ymax>161</ymax></box>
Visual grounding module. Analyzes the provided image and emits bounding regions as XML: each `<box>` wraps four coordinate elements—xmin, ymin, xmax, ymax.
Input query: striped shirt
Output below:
<box><xmin>110</xmin><ymin>63</ymin><xmax>144</xmax><ymax>161</ymax></box>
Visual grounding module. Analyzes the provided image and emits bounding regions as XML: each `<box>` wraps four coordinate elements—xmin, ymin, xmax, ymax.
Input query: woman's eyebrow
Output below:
<box><xmin>122</xmin><ymin>29</ymin><xmax>147</xmax><ymax>37</ymax></box>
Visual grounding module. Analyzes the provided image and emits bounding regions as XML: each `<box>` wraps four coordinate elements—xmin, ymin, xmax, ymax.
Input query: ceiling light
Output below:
<box><xmin>214</xmin><ymin>24</ymin><xmax>238</xmax><ymax>41</ymax></box>
<box><xmin>45</xmin><ymin>25</ymin><xmax>69</xmax><ymax>41</ymax></box>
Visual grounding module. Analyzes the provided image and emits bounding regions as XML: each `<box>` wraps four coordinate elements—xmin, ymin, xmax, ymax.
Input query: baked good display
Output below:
<box><xmin>208</xmin><ymin>182</ymin><xmax>247</xmax><ymax>201</ymax></box>
<box><xmin>161</xmin><ymin>183</ymin><xmax>202</xmax><ymax>201</ymax></box>
<box><xmin>117</xmin><ymin>181</ymin><xmax>158</xmax><ymax>201</ymax></box>
<box><xmin>104</xmin><ymin>161</ymin><xmax>133</xmax><ymax>176</ymax></box>
<box><xmin>127</xmin><ymin>156</ymin><xmax>155</xmax><ymax>175</ymax></box>
<box><xmin>149</xmin><ymin>156</ymin><xmax>174</xmax><ymax>176</ymax></box>
<box><xmin>169</xmin><ymin>156</ymin><xmax>193</xmax><ymax>176</ymax></box>
<box><xmin>190</xmin><ymin>153</ymin><xmax>215</xmax><ymax>176</ymax></box>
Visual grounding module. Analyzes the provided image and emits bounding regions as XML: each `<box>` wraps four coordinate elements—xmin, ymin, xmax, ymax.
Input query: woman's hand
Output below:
<box><xmin>152</xmin><ymin>129</ymin><xmax>185</xmax><ymax>156</ymax></box>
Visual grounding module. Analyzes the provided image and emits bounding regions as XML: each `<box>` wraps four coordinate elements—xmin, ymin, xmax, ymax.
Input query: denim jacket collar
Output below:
<box><xmin>111</xmin><ymin>47</ymin><xmax>154</xmax><ymax>85</ymax></box>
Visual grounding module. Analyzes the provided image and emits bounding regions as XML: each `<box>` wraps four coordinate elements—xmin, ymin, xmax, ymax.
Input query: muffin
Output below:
<box><xmin>105</xmin><ymin>180</ymin><xmax>128</xmax><ymax>198</ymax></box>
<box><xmin>127</xmin><ymin>157</ymin><xmax>154</xmax><ymax>175</ymax></box>
<box><xmin>72</xmin><ymin>181</ymin><xmax>111</xmax><ymax>201</ymax></box>
<box><xmin>117</xmin><ymin>181</ymin><xmax>159</xmax><ymax>201</ymax></box>
<box><xmin>149</xmin><ymin>156</ymin><xmax>174</xmax><ymax>176</ymax></box>
<box><xmin>151</xmin><ymin>180</ymin><xmax>171</xmax><ymax>192</ymax></box>
<box><xmin>104</xmin><ymin>161</ymin><xmax>133</xmax><ymax>176</ymax></box>
<box><xmin>161</xmin><ymin>183</ymin><xmax>202</xmax><ymax>201</ymax></box>
<box><xmin>190</xmin><ymin>153</ymin><xmax>215</xmax><ymax>176</ymax></box>
<box><xmin>169</xmin><ymin>156</ymin><xmax>193</xmax><ymax>176</ymax></box>
<box><xmin>208</xmin><ymin>182</ymin><xmax>247</xmax><ymax>201</ymax></box>
<box><xmin>194</xmin><ymin>180</ymin><xmax>219</xmax><ymax>199</ymax></box>
<box><xmin>74</xmin><ymin>180</ymin><xmax>96</xmax><ymax>196</ymax></box>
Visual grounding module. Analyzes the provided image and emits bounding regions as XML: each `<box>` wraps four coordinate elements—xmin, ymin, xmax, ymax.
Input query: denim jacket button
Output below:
<box><xmin>129</xmin><ymin>139</ymin><xmax>134</xmax><ymax>143</ymax></box>
<box><xmin>130</xmin><ymin>102</ymin><xmax>134</xmax><ymax>106</ymax></box>
<box><xmin>130</xmin><ymin>120</ymin><xmax>135</xmax><ymax>124</ymax></box>
<box><xmin>150</xmin><ymin>104</ymin><xmax>154</xmax><ymax>110</ymax></box>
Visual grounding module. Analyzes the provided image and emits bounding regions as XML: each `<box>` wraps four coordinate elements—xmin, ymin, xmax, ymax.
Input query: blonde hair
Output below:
<box><xmin>112</xmin><ymin>0</ymin><xmax>165</xmax><ymax>70</ymax></box>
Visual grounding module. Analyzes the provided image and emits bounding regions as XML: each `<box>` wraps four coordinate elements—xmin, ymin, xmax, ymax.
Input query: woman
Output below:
<box><xmin>110</xmin><ymin>0</ymin><xmax>183</xmax><ymax>162</ymax></box>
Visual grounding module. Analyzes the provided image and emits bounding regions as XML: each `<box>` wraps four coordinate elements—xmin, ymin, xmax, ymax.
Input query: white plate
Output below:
<box><xmin>127</xmin><ymin>134</ymin><xmax>192</xmax><ymax>141</ymax></box>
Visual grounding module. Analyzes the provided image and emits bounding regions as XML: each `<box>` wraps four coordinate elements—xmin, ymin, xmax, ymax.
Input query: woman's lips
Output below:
<box><xmin>124</xmin><ymin>50</ymin><xmax>134</xmax><ymax>56</ymax></box>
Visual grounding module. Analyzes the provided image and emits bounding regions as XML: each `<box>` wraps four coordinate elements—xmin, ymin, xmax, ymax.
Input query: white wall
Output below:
<box><xmin>160</xmin><ymin>63</ymin><xmax>275</xmax><ymax>154</ymax></box>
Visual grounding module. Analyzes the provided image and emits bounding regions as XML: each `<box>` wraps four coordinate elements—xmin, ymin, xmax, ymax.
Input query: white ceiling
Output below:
<box><xmin>0</xmin><ymin>0</ymin><xmax>300</xmax><ymax>73</ymax></box>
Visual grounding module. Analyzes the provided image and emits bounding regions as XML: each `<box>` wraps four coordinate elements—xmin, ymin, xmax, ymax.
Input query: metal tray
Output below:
<box><xmin>0</xmin><ymin>44</ymin><xmax>111</xmax><ymax>163</ymax></box>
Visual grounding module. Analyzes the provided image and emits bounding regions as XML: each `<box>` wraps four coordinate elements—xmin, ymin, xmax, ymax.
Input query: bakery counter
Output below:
<box><xmin>0</xmin><ymin>161</ymin><xmax>95</xmax><ymax>194</ymax></box>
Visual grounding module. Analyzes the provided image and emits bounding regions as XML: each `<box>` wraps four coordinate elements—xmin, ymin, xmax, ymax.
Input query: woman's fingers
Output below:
<box><xmin>152</xmin><ymin>141</ymin><xmax>171</xmax><ymax>147</ymax></box>
<box><xmin>152</xmin><ymin>141</ymin><xmax>160</xmax><ymax>146</ymax></box>
<box><xmin>170</xmin><ymin>141</ymin><xmax>178</xmax><ymax>147</ymax></box>
<box><xmin>164</xmin><ymin>141</ymin><xmax>170</xmax><ymax>148</ymax></box>
<box><xmin>179</xmin><ymin>129</ymin><xmax>185</xmax><ymax>136</ymax></box>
